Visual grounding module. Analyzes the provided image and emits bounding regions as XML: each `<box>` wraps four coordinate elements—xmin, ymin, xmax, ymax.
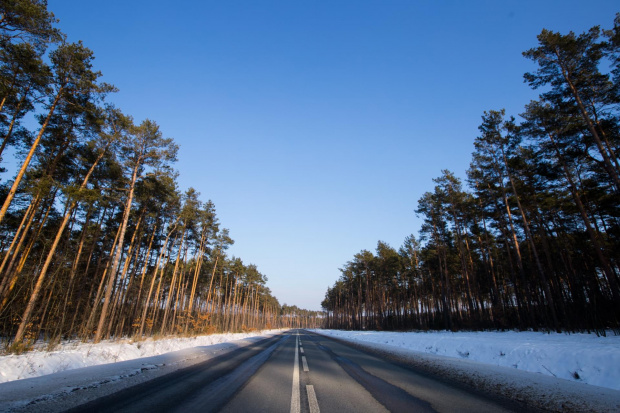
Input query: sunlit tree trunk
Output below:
<box><xmin>13</xmin><ymin>147</ymin><xmax>108</xmax><ymax>344</ymax></box>
<box><xmin>0</xmin><ymin>91</ymin><xmax>62</xmax><ymax>226</ymax></box>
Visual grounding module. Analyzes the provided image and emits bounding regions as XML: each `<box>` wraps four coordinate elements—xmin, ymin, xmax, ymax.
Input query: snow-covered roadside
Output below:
<box><xmin>0</xmin><ymin>330</ymin><xmax>285</xmax><ymax>412</ymax></box>
<box><xmin>0</xmin><ymin>329</ymin><xmax>285</xmax><ymax>383</ymax></box>
<box><xmin>313</xmin><ymin>329</ymin><xmax>620</xmax><ymax>390</ymax></box>
<box><xmin>312</xmin><ymin>329</ymin><xmax>620</xmax><ymax>413</ymax></box>
<box><xmin>1</xmin><ymin>329</ymin><xmax>619</xmax><ymax>412</ymax></box>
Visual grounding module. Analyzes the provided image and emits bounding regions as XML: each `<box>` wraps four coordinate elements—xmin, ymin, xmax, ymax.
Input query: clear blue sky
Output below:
<box><xmin>47</xmin><ymin>1</ymin><xmax>618</xmax><ymax>310</ymax></box>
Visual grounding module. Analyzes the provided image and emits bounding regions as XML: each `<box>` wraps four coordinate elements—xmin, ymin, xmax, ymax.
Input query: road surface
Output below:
<box><xmin>67</xmin><ymin>330</ymin><xmax>527</xmax><ymax>412</ymax></box>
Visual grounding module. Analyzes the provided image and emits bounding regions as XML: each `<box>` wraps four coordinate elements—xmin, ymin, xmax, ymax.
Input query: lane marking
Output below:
<box><xmin>306</xmin><ymin>385</ymin><xmax>320</xmax><ymax>413</ymax></box>
<box><xmin>300</xmin><ymin>347</ymin><xmax>304</xmax><ymax>354</ymax></box>
<box><xmin>302</xmin><ymin>355</ymin><xmax>309</xmax><ymax>372</ymax></box>
<box><xmin>291</xmin><ymin>334</ymin><xmax>300</xmax><ymax>413</ymax></box>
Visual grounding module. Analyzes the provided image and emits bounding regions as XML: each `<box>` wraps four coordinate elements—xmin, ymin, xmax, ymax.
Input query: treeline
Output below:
<box><xmin>323</xmin><ymin>15</ymin><xmax>620</xmax><ymax>334</ymax></box>
<box><xmin>281</xmin><ymin>304</ymin><xmax>324</xmax><ymax>329</ymax></box>
<box><xmin>0</xmin><ymin>1</ymin><xmax>318</xmax><ymax>350</ymax></box>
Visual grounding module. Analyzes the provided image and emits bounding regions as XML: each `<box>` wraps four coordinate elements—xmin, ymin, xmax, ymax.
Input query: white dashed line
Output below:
<box><xmin>293</xmin><ymin>333</ymin><xmax>318</xmax><ymax>412</ymax></box>
<box><xmin>291</xmin><ymin>334</ymin><xmax>300</xmax><ymax>413</ymax></box>
<box><xmin>306</xmin><ymin>385</ymin><xmax>320</xmax><ymax>413</ymax></box>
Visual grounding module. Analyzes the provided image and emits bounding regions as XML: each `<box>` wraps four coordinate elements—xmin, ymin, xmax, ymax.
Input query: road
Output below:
<box><xmin>67</xmin><ymin>330</ymin><xmax>527</xmax><ymax>413</ymax></box>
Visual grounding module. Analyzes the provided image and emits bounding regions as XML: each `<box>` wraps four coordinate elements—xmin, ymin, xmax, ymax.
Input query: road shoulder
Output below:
<box><xmin>311</xmin><ymin>331</ymin><xmax>620</xmax><ymax>413</ymax></box>
<box><xmin>0</xmin><ymin>333</ymin><xmax>282</xmax><ymax>413</ymax></box>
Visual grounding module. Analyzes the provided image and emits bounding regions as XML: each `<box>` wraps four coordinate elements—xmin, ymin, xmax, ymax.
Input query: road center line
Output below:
<box><xmin>291</xmin><ymin>334</ymin><xmax>300</xmax><ymax>413</ymax></box>
<box><xmin>302</xmin><ymin>355</ymin><xmax>309</xmax><ymax>372</ymax></box>
<box><xmin>306</xmin><ymin>385</ymin><xmax>320</xmax><ymax>413</ymax></box>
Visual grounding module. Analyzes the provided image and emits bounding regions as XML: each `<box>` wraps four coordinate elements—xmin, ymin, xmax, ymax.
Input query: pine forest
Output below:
<box><xmin>2</xmin><ymin>2</ymin><xmax>620</xmax><ymax>354</ymax></box>
<box><xmin>0</xmin><ymin>1</ymin><xmax>321</xmax><ymax>351</ymax></box>
<box><xmin>322</xmin><ymin>14</ymin><xmax>620</xmax><ymax>335</ymax></box>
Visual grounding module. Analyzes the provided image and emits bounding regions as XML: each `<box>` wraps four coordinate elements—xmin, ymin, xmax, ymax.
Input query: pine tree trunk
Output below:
<box><xmin>161</xmin><ymin>227</ymin><xmax>186</xmax><ymax>334</ymax></box>
<box><xmin>12</xmin><ymin>149</ymin><xmax>107</xmax><ymax>343</ymax></box>
<box><xmin>0</xmin><ymin>202</ymin><xmax>35</xmax><ymax>299</ymax></box>
<box><xmin>502</xmin><ymin>149</ymin><xmax>560</xmax><ymax>331</ymax></box>
<box><xmin>131</xmin><ymin>223</ymin><xmax>157</xmax><ymax>330</ymax></box>
<box><xmin>556</xmin><ymin>52</ymin><xmax>620</xmax><ymax>191</ymax></box>
<box><xmin>94</xmin><ymin>161</ymin><xmax>141</xmax><ymax>343</ymax></box>
<box><xmin>138</xmin><ymin>224</ymin><xmax>175</xmax><ymax>336</ymax></box>
<box><xmin>548</xmin><ymin>132</ymin><xmax>620</xmax><ymax>303</ymax></box>
<box><xmin>0</xmin><ymin>88</ymin><xmax>30</xmax><ymax>160</ymax></box>
<box><xmin>84</xmin><ymin>215</ymin><xmax>123</xmax><ymax>338</ymax></box>
<box><xmin>105</xmin><ymin>211</ymin><xmax>145</xmax><ymax>336</ymax></box>
<box><xmin>0</xmin><ymin>90</ymin><xmax>63</xmax><ymax>225</ymax></box>
<box><xmin>184</xmin><ymin>230</ymin><xmax>206</xmax><ymax>333</ymax></box>
<box><xmin>204</xmin><ymin>254</ymin><xmax>220</xmax><ymax>314</ymax></box>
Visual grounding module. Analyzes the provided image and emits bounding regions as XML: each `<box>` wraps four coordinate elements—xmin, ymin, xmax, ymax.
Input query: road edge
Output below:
<box><xmin>309</xmin><ymin>330</ymin><xmax>620</xmax><ymax>413</ymax></box>
<box><xmin>0</xmin><ymin>331</ymin><xmax>288</xmax><ymax>413</ymax></box>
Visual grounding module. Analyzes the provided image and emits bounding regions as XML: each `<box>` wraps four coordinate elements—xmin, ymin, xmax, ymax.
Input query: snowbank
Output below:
<box><xmin>1</xmin><ymin>329</ymin><xmax>619</xmax><ymax>413</ymax></box>
<box><xmin>0</xmin><ymin>330</ymin><xmax>284</xmax><ymax>383</ymax></box>
<box><xmin>313</xmin><ymin>329</ymin><xmax>620</xmax><ymax>390</ymax></box>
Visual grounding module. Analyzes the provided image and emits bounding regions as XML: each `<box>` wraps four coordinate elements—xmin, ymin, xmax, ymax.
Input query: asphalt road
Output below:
<box><xmin>67</xmin><ymin>330</ymin><xmax>528</xmax><ymax>413</ymax></box>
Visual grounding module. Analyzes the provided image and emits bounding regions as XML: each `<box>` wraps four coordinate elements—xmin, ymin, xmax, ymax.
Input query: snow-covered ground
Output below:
<box><xmin>0</xmin><ymin>330</ymin><xmax>286</xmax><ymax>412</ymax></box>
<box><xmin>313</xmin><ymin>329</ymin><xmax>620</xmax><ymax>412</ymax></box>
<box><xmin>0</xmin><ymin>330</ymin><xmax>285</xmax><ymax>383</ymax></box>
<box><xmin>314</xmin><ymin>329</ymin><xmax>620</xmax><ymax>390</ymax></box>
<box><xmin>0</xmin><ymin>329</ymin><xmax>619</xmax><ymax>412</ymax></box>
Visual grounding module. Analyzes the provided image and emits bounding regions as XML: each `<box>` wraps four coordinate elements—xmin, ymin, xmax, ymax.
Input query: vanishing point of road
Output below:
<box><xmin>67</xmin><ymin>330</ymin><xmax>529</xmax><ymax>413</ymax></box>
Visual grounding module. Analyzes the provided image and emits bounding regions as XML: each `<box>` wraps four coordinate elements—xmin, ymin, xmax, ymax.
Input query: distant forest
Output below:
<box><xmin>323</xmin><ymin>14</ymin><xmax>620</xmax><ymax>335</ymax></box>
<box><xmin>0</xmin><ymin>1</ymin><xmax>321</xmax><ymax>351</ymax></box>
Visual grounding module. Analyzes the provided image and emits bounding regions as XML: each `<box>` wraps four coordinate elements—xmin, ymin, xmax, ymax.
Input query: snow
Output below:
<box><xmin>0</xmin><ymin>329</ymin><xmax>619</xmax><ymax>412</ymax></box>
<box><xmin>0</xmin><ymin>330</ymin><xmax>285</xmax><ymax>383</ymax></box>
<box><xmin>313</xmin><ymin>329</ymin><xmax>620</xmax><ymax>390</ymax></box>
<box><xmin>0</xmin><ymin>330</ymin><xmax>286</xmax><ymax>412</ymax></box>
<box><xmin>311</xmin><ymin>329</ymin><xmax>620</xmax><ymax>412</ymax></box>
